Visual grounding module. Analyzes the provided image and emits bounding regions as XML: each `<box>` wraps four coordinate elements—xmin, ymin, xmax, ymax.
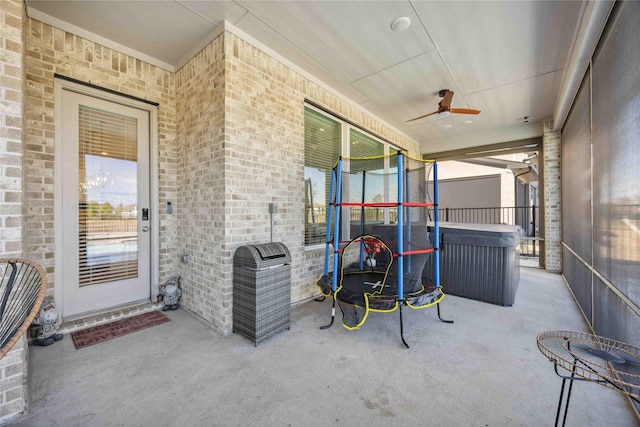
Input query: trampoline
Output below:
<box><xmin>316</xmin><ymin>151</ymin><xmax>452</xmax><ymax>348</ymax></box>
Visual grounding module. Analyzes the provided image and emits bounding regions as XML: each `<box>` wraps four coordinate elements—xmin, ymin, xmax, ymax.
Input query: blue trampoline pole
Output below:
<box><xmin>405</xmin><ymin>161</ymin><xmax>411</xmax><ymax>275</ymax></box>
<box><xmin>397</xmin><ymin>152</ymin><xmax>404</xmax><ymax>300</ymax></box>
<box><xmin>323</xmin><ymin>167</ymin><xmax>336</xmax><ymax>276</ymax></box>
<box><xmin>332</xmin><ymin>158</ymin><xmax>343</xmax><ymax>294</ymax></box>
<box><xmin>397</xmin><ymin>152</ymin><xmax>410</xmax><ymax>348</ymax></box>
<box><xmin>321</xmin><ymin>158</ymin><xmax>343</xmax><ymax>330</ymax></box>
<box><xmin>433</xmin><ymin>161</ymin><xmax>453</xmax><ymax>325</ymax></box>
<box><xmin>434</xmin><ymin>161</ymin><xmax>440</xmax><ymax>289</ymax></box>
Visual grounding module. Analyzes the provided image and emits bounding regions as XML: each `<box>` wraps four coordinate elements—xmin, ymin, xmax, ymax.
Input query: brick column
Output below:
<box><xmin>0</xmin><ymin>0</ymin><xmax>28</xmax><ymax>423</ymax></box>
<box><xmin>543</xmin><ymin>120</ymin><xmax>562</xmax><ymax>273</ymax></box>
<box><xmin>0</xmin><ymin>0</ymin><xmax>24</xmax><ymax>258</ymax></box>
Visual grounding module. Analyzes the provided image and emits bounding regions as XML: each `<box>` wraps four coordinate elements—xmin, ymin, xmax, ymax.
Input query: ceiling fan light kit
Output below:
<box><xmin>407</xmin><ymin>89</ymin><xmax>481</xmax><ymax>123</ymax></box>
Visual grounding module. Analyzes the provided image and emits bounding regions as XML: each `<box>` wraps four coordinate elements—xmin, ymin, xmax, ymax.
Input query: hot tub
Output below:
<box><xmin>423</xmin><ymin>222</ymin><xmax>522</xmax><ymax>306</ymax></box>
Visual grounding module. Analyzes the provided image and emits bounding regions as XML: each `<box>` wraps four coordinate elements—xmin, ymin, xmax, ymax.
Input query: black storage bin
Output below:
<box><xmin>423</xmin><ymin>222</ymin><xmax>522</xmax><ymax>306</ymax></box>
<box><xmin>233</xmin><ymin>242</ymin><xmax>291</xmax><ymax>345</ymax></box>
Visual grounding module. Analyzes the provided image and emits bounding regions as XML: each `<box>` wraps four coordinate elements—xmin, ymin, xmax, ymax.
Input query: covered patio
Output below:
<box><xmin>12</xmin><ymin>267</ymin><xmax>638</xmax><ymax>426</ymax></box>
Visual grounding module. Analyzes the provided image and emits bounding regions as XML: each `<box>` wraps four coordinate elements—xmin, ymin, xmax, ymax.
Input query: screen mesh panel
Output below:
<box><xmin>591</xmin><ymin>1</ymin><xmax>640</xmax><ymax>308</ymax></box>
<box><xmin>593</xmin><ymin>276</ymin><xmax>640</xmax><ymax>345</ymax></box>
<box><xmin>562</xmin><ymin>247</ymin><xmax>592</xmax><ymax>323</ymax></box>
<box><xmin>561</xmin><ymin>71</ymin><xmax>592</xmax><ymax>263</ymax></box>
<box><xmin>593</xmin><ymin>275</ymin><xmax>640</xmax><ymax>410</ymax></box>
<box><xmin>561</xmin><ymin>2</ymin><xmax>640</xmax><ymax>373</ymax></box>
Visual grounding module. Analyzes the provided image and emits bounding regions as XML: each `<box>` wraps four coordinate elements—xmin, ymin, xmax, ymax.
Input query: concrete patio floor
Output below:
<box><xmin>10</xmin><ymin>267</ymin><xmax>640</xmax><ymax>426</ymax></box>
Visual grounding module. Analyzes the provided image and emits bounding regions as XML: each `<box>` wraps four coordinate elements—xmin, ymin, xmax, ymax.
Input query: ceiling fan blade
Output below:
<box><xmin>406</xmin><ymin>111</ymin><xmax>438</xmax><ymax>122</ymax></box>
<box><xmin>440</xmin><ymin>90</ymin><xmax>454</xmax><ymax>109</ymax></box>
<box><xmin>450</xmin><ymin>108</ymin><xmax>481</xmax><ymax>115</ymax></box>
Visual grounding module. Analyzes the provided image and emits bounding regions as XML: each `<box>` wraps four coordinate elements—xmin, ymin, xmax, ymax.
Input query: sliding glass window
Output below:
<box><xmin>304</xmin><ymin>108</ymin><xmax>341</xmax><ymax>246</ymax></box>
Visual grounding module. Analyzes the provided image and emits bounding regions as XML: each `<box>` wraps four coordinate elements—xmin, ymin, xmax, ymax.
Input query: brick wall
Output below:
<box><xmin>175</xmin><ymin>31</ymin><xmax>420</xmax><ymax>334</ymax></box>
<box><xmin>1</xmin><ymin>0</ymin><xmax>24</xmax><ymax>259</ymax></box>
<box><xmin>174</xmin><ymin>37</ymin><xmax>227</xmax><ymax>327</ymax></box>
<box><xmin>0</xmin><ymin>335</ymin><xmax>27</xmax><ymax>423</ymax></box>
<box><xmin>23</xmin><ymin>18</ymin><xmax>179</xmax><ymax>286</ymax></box>
<box><xmin>1</xmin><ymin>0</ymin><xmax>27</xmax><ymax>421</ymax></box>
<box><xmin>543</xmin><ymin>126</ymin><xmax>562</xmax><ymax>273</ymax></box>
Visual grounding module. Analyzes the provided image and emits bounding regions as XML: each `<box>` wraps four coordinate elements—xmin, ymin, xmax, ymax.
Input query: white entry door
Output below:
<box><xmin>60</xmin><ymin>89</ymin><xmax>151</xmax><ymax>318</ymax></box>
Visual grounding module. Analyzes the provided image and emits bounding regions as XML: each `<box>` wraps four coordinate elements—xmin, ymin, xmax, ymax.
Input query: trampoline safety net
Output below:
<box><xmin>316</xmin><ymin>152</ymin><xmax>444</xmax><ymax>331</ymax></box>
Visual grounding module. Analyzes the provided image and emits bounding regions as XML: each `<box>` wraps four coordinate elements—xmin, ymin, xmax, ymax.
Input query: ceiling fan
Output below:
<box><xmin>407</xmin><ymin>89</ymin><xmax>481</xmax><ymax>122</ymax></box>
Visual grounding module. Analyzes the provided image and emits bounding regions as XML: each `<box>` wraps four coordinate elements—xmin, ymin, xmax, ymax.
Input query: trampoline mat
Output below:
<box><xmin>336</xmin><ymin>270</ymin><xmax>443</xmax><ymax>310</ymax></box>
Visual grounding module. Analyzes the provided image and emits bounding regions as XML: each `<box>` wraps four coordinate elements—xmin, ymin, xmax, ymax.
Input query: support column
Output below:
<box><xmin>543</xmin><ymin>120</ymin><xmax>562</xmax><ymax>273</ymax></box>
<box><xmin>0</xmin><ymin>0</ymin><xmax>28</xmax><ymax>422</ymax></box>
<box><xmin>0</xmin><ymin>0</ymin><xmax>24</xmax><ymax>258</ymax></box>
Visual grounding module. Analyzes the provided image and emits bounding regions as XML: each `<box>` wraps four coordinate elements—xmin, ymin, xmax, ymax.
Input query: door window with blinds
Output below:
<box><xmin>304</xmin><ymin>106</ymin><xmax>400</xmax><ymax>246</ymax></box>
<box><xmin>78</xmin><ymin>106</ymin><xmax>138</xmax><ymax>285</ymax></box>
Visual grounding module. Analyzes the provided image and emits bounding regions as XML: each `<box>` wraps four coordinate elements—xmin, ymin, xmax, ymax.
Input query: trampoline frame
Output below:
<box><xmin>317</xmin><ymin>151</ymin><xmax>453</xmax><ymax>348</ymax></box>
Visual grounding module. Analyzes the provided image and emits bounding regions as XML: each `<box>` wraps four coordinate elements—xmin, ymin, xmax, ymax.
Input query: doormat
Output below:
<box><xmin>71</xmin><ymin>310</ymin><xmax>170</xmax><ymax>349</ymax></box>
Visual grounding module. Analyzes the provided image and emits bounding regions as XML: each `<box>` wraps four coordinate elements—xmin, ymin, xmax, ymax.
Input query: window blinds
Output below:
<box><xmin>78</xmin><ymin>105</ymin><xmax>138</xmax><ymax>286</ymax></box>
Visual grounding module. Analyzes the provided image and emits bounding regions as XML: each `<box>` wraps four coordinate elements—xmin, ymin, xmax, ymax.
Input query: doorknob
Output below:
<box><xmin>142</xmin><ymin>226</ymin><xmax>149</xmax><ymax>232</ymax></box>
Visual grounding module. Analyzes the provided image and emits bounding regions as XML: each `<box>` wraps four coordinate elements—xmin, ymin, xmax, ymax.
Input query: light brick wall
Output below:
<box><xmin>543</xmin><ymin>128</ymin><xmax>562</xmax><ymax>273</ymax></box>
<box><xmin>0</xmin><ymin>335</ymin><xmax>27</xmax><ymax>423</ymax></box>
<box><xmin>1</xmin><ymin>0</ymin><xmax>24</xmax><ymax>259</ymax></box>
<box><xmin>176</xmin><ymin>31</ymin><xmax>420</xmax><ymax>334</ymax></box>
<box><xmin>174</xmin><ymin>37</ymin><xmax>227</xmax><ymax>328</ymax></box>
<box><xmin>224</xmin><ymin>33</ymin><xmax>306</xmax><ymax>313</ymax></box>
<box><xmin>1</xmin><ymin>0</ymin><xmax>27</xmax><ymax>421</ymax></box>
<box><xmin>23</xmin><ymin>18</ymin><xmax>179</xmax><ymax>286</ymax></box>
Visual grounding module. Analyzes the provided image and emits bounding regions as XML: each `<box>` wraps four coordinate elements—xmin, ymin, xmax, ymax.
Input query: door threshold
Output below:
<box><xmin>60</xmin><ymin>301</ymin><xmax>162</xmax><ymax>334</ymax></box>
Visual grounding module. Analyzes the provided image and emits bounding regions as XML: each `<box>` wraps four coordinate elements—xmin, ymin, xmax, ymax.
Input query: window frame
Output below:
<box><xmin>304</xmin><ymin>104</ymin><xmax>400</xmax><ymax>248</ymax></box>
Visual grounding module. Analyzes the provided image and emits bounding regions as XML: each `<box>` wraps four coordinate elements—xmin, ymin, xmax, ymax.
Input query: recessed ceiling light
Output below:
<box><xmin>442</xmin><ymin>124</ymin><xmax>453</xmax><ymax>129</ymax></box>
<box><xmin>390</xmin><ymin>17</ymin><xmax>411</xmax><ymax>32</ymax></box>
<box><xmin>463</xmin><ymin>120</ymin><xmax>473</xmax><ymax>124</ymax></box>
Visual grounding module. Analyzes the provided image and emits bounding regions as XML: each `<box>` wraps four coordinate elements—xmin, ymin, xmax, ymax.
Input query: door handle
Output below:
<box><xmin>142</xmin><ymin>226</ymin><xmax>149</xmax><ymax>232</ymax></box>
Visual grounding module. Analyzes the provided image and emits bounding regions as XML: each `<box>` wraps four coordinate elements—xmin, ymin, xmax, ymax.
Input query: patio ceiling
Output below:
<box><xmin>25</xmin><ymin>1</ymin><xmax>613</xmax><ymax>154</ymax></box>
